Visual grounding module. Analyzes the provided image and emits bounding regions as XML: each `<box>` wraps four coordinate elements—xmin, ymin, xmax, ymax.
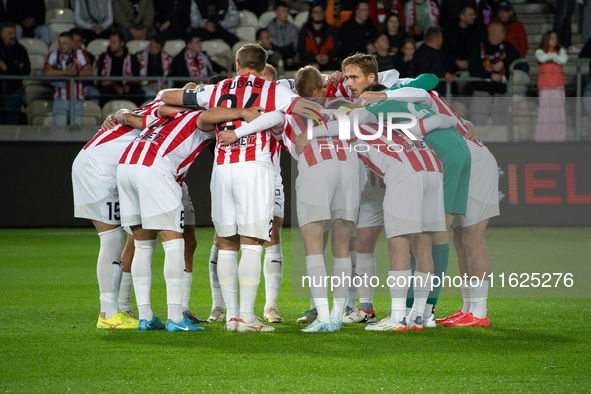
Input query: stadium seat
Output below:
<box><xmin>49</xmin><ymin>40</ymin><xmax>59</xmax><ymax>52</ymax></box>
<box><xmin>86</xmin><ymin>39</ymin><xmax>109</xmax><ymax>57</ymax></box>
<box><xmin>126</xmin><ymin>40</ymin><xmax>150</xmax><ymax>55</ymax></box>
<box><xmin>82</xmin><ymin>100</ymin><xmax>102</xmax><ymax>125</ymax></box>
<box><xmin>19</xmin><ymin>38</ymin><xmax>49</xmax><ymax>57</ymax></box>
<box><xmin>49</xmin><ymin>22</ymin><xmax>75</xmax><ymax>42</ymax></box>
<box><xmin>258</xmin><ymin>11</ymin><xmax>294</xmax><ymax>28</ymax></box>
<box><xmin>26</xmin><ymin>99</ymin><xmax>53</xmax><ymax>125</ymax></box>
<box><xmin>28</xmin><ymin>53</ymin><xmax>47</xmax><ymax>74</ymax></box>
<box><xmin>163</xmin><ymin>39</ymin><xmax>185</xmax><ymax>57</ymax></box>
<box><xmin>238</xmin><ymin>10</ymin><xmax>258</xmax><ymax>27</ymax></box>
<box><xmin>46</xmin><ymin>8</ymin><xmax>75</xmax><ymax>24</ymax></box>
<box><xmin>102</xmin><ymin>100</ymin><xmax>137</xmax><ymax>119</ymax></box>
<box><xmin>45</xmin><ymin>0</ymin><xmax>65</xmax><ymax>9</ymax></box>
<box><xmin>24</xmin><ymin>84</ymin><xmax>53</xmax><ymax>105</ymax></box>
<box><xmin>235</xmin><ymin>26</ymin><xmax>256</xmax><ymax>43</ymax></box>
<box><xmin>211</xmin><ymin>55</ymin><xmax>229</xmax><ymax>70</ymax></box>
<box><xmin>294</xmin><ymin>11</ymin><xmax>308</xmax><ymax>29</ymax></box>
<box><xmin>202</xmin><ymin>39</ymin><xmax>231</xmax><ymax>68</ymax></box>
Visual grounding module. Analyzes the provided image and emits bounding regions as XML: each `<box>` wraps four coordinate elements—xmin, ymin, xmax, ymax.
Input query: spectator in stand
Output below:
<box><xmin>298</xmin><ymin>4</ymin><xmax>340</xmax><ymax>71</ymax></box>
<box><xmin>190</xmin><ymin>0</ymin><xmax>240</xmax><ymax>47</ymax></box>
<box><xmin>404</xmin><ymin>0</ymin><xmax>439</xmax><ymax>42</ymax></box>
<box><xmin>492</xmin><ymin>1</ymin><xmax>527</xmax><ymax>58</ymax></box>
<box><xmin>478</xmin><ymin>0</ymin><xmax>500</xmax><ymax>26</ymax></box>
<box><xmin>553</xmin><ymin>0</ymin><xmax>576</xmax><ymax>51</ymax></box>
<box><xmin>285</xmin><ymin>0</ymin><xmax>311</xmax><ymax>13</ymax></box>
<box><xmin>393</xmin><ymin>37</ymin><xmax>416</xmax><ymax>77</ymax></box>
<box><xmin>0</xmin><ymin>22</ymin><xmax>30</xmax><ymax>124</ymax></box>
<box><xmin>339</xmin><ymin>1</ymin><xmax>377</xmax><ymax>58</ymax></box>
<box><xmin>322</xmin><ymin>0</ymin><xmax>356</xmax><ymax>28</ymax></box>
<box><xmin>138</xmin><ymin>34</ymin><xmax>170</xmax><ymax>100</ymax></box>
<box><xmin>234</xmin><ymin>0</ymin><xmax>267</xmax><ymax>17</ymax></box>
<box><xmin>368</xmin><ymin>0</ymin><xmax>405</xmax><ymax>30</ymax></box>
<box><xmin>97</xmin><ymin>31</ymin><xmax>143</xmax><ymax>106</ymax></box>
<box><xmin>580</xmin><ymin>37</ymin><xmax>591</xmax><ymax>124</ymax></box>
<box><xmin>169</xmin><ymin>32</ymin><xmax>227</xmax><ymax>88</ymax></box>
<box><xmin>469</xmin><ymin>22</ymin><xmax>520</xmax><ymax>125</ymax></box>
<box><xmin>414</xmin><ymin>27</ymin><xmax>453</xmax><ymax>94</ymax></box>
<box><xmin>443</xmin><ymin>5</ymin><xmax>482</xmax><ymax>74</ymax></box>
<box><xmin>535</xmin><ymin>31</ymin><xmax>568</xmax><ymax>142</ymax></box>
<box><xmin>44</xmin><ymin>32</ymin><xmax>93</xmax><ymax>126</ymax></box>
<box><xmin>113</xmin><ymin>0</ymin><xmax>156</xmax><ymax>42</ymax></box>
<box><xmin>153</xmin><ymin>0</ymin><xmax>191</xmax><ymax>40</ymax></box>
<box><xmin>266</xmin><ymin>1</ymin><xmax>300</xmax><ymax>71</ymax></box>
<box><xmin>381</xmin><ymin>13</ymin><xmax>406</xmax><ymax>53</ymax></box>
<box><xmin>70</xmin><ymin>28</ymin><xmax>101</xmax><ymax>104</ymax></box>
<box><xmin>0</xmin><ymin>0</ymin><xmax>50</xmax><ymax>45</ymax></box>
<box><xmin>372</xmin><ymin>32</ymin><xmax>397</xmax><ymax>71</ymax></box>
<box><xmin>257</xmin><ymin>28</ymin><xmax>282</xmax><ymax>69</ymax></box>
<box><xmin>438</xmin><ymin>0</ymin><xmax>477</xmax><ymax>30</ymax></box>
<box><xmin>74</xmin><ymin>0</ymin><xmax>115</xmax><ymax>45</ymax></box>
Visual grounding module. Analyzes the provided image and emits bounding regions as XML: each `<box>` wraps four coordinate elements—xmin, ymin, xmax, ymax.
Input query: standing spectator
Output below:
<box><xmin>381</xmin><ymin>13</ymin><xmax>406</xmax><ymax>53</ymax></box>
<box><xmin>0</xmin><ymin>22</ymin><xmax>30</xmax><ymax>124</ymax></box>
<box><xmin>414</xmin><ymin>27</ymin><xmax>453</xmax><ymax>94</ymax></box>
<box><xmin>469</xmin><ymin>22</ymin><xmax>520</xmax><ymax>125</ymax></box>
<box><xmin>535</xmin><ymin>31</ymin><xmax>568</xmax><ymax>142</ymax></box>
<box><xmin>0</xmin><ymin>0</ymin><xmax>51</xmax><ymax>45</ymax></box>
<box><xmin>372</xmin><ymin>32</ymin><xmax>397</xmax><ymax>71</ymax></box>
<box><xmin>393</xmin><ymin>37</ymin><xmax>416</xmax><ymax>77</ymax></box>
<box><xmin>298</xmin><ymin>4</ymin><xmax>340</xmax><ymax>71</ymax></box>
<box><xmin>323</xmin><ymin>0</ymin><xmax>356</xmax><ymax>28</ymax></box>
<box><xmin>405</xmin><ymin>0</ymin><xmax>439</xmax><ymax>42</ymax></box>
<box><xmin>266</xmin><ymin>2</ymin><xmax>300</xmax><ymax>71</ymax></box>
<box><xmin>70</xmin><ymin>28</ymin><xmax>101</xmax><ymax>104</ymax></box>
<box><xmin>169</xmin><ymin>33</ymin><xmax>227</xmax><ymax>88</ymax></box>
<box><xmin>138</xmin><ymin>34</ymin><xmax>170</xmax><ymax>100</ymax></box>
<box><xmin>97</xmin><ymin>31</ymin><xmax>143</xmax><ymax>106</ymax></box>
<box><xmin>580</xmin><ymin>37</ymin><xmax>591</xmax><ymax>125</ymax></box>
<box><xmin>478</xmin><ymin>0</ymin><xmax>501</xmax><ymax>26</ymax></box>
<box><xmin>553</xmin><ymin>0</ymin><xmax>576</xmax><ymax>51</ymax></box>
<box><xmin>74</xmin><ymin>0</ymin><xmax>114</xmax><ymax>45</ymax></box>
<box><xmin>493</xmin><ymin>1</ymin><xmax>527</xmax><ymax>58</ymax></box>
<box><xmin>438</xmin><ymin>0</ymin><xmax>477</xmax><ymax>30</ymax></box>
<box><xmin>339</xmin><ymin>1</ymin><xmax>377</xmax><ymax>58</ymax></box>
<box><xmin>257</xmin><ymin>28</ymin><xmax>282</xmax><ymax>69</ymax></box>
<box><xmin>113</xmin><ymin>0</ymin><xmax>156</xmax><ymax>42</ymax></box>
<box><xmin>153</xmin><ymin>0</ymin><xmax>192</xmax><ymax>40</ymax></box>
<box><xmin>369</xmin><ymin>0</ymin><xmax>405</xmax><ymax>29</ymax></box>
<box><xmin>190</xmin><ymin>0</ymin><xmax>240</xmax><ymax>47</ymax></box>
<box><xmin>44</xmin><ymin>32</ymin><xmax>93</xmax><ymax>126</ymax></box>
<box><xmin>443</xmin><ymin>5</ymin><xmax>482</xmax><ymax>74</ymax></box>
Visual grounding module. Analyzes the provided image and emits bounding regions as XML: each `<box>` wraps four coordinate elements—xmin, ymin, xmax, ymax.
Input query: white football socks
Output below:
<box><xmin>470</xmin><ymin>280</ymin><xmax>489</xmax><ymax>319</ymax></box>
<box><xmin>208</xmin><ymin>245</ymin><xmax>225</xmax><ymax>310</ymax></box>
<box><xmin>132</xmin><ymin>239</ymin><xmax>157</xmax><ymax>321</ymax></box>
<box><xmin>263</xmin><ymin>244</ymin><xmax>283</xmax><ymax>310</ymax></box>
<box><xmin>461</xmin><ymin>281</ymin><xmax>471</xmax><ymax>313</ymax></box>
<box><xmin>162</xmin><ymin>238</ymin><xmax>185</xmax><ymax>324</ymax></box>
<box><xmin>389</xmin><ymin>270</ymin><xmax>411</xmax><ymax>322</ymax></box>
<box><xmin>345</xmin><ymin>250</ymin><xmax>358</xmax><ymax>310</ymax></box>
<box><xmin>331</xmin><ymin>257</ymin><xmax>352</xmax><ymax>319</ymax></box>
<box><xmin>357</xmin><ymin>252</ymin><xmax>376</xmax><ymax>311</ymax></box>
<box><xmin>238</xmin><ymin>244</ymin><xmax>263</xmax><ymax>323</ymax></box>
<box><xmin>182</xmin><ymin>271</ymin><xmax>192</xmax><ymax>310</ymax></box>
<box><xmin>97</xmin><ymin>227</ymin><xmax>124</xmax><ymax>319</ymax></box>
<box><xmin>410</xmin><ymin>271</ymin><xmax>432</xmax><ymax>322</ymax></box>
<box><xmin>217</xmin><ymin>250</ymin><xmax>239</xmax><ymax>321</ymax></box>
<box><xmin>306</xmin><ymin>254</ymin><xmax>329</xmax><ymax>321</ymax></box>
<box><xmin>118</xmin><ymin>272</ymin><xmax>133</xmax><ymax>312</ymax></box>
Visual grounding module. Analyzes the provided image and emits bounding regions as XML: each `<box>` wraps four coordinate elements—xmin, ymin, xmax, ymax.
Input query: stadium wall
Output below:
<box><xmin>0</xmin><ymin>141</ymin><xmax>589</xmax><ymax>227</ymax></box>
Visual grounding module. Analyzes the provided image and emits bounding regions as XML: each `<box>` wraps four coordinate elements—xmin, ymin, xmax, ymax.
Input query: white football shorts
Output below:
<box><xmin>182</xmin><ymin>182</ymin><xmax>196</xmax><ymax>227</ymax></box>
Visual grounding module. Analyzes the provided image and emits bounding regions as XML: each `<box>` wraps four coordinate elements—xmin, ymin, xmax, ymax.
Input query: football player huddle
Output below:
<box><xmin>72</xmin><ymin>43</ymin><xmax>499</xmax><ymax>334</ymax></box>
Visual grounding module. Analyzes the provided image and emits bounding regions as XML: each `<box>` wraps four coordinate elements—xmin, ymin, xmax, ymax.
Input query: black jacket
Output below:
<box><xmin>469</xmin><ymin>39</ymin><xmax>520</xmax><ymax>94</ymax></box>
<box><xmin>0</xmin><ymin>41</ymin><xmax>31</xmax><ymax>95</ymax></box>
<box><xmin>339</xmin><ymin>18</ymin><xmax>377</xmax><ymax>58</ymax></box>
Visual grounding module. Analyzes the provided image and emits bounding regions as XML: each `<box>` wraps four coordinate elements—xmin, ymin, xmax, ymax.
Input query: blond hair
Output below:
<box><xmin>295</xmin><ymin>66</ymin><xmax>323</xmax><ymax>97</ymax></box>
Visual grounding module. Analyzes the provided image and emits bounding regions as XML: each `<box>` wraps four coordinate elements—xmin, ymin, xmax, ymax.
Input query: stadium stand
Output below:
<box><xmin>86</xmin><ymin>39</ymin><xmax>110</xmax><ymax>58</ymax></box>
<box><xmin>82</xmin><ymin>100</ymin><xmax>102</xmax><ymax>125</ymax></box>
<box><xmin>19</xmin><ymin>38</ymin><xmax>49</xmax><ymax>58</ymax></box>
<box><xmin>126</xmin><ymin>40</ymin><xmax>150</xmax><ymax>55</ymax></box>
<box><xmin>293</xmin><ymin>11</ymin><xmax>308</xmax><ymax>29</ymax></box>
<box><xmin>101</xmin><ymin>100</ymin><xmax>137</xmax><ymax>119</ymax></box>
<box><xmin>258</xmin><ymin>10</ymin><xmax>294</xmax><ymax>28</ymax></box>
<box><xmin>163</xmin><ymin>39</ymin><xmax>185</xmax><ymax>58</ymax></box>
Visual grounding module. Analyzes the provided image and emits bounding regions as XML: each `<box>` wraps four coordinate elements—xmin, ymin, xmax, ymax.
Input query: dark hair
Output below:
<box><xmin>372</xmin><ymin>32</ymin><xmax>387</xmax><ymax>44</ymax></box>
<box><xmin>459</xmin><ymin>5</ymin><xmax>475</xmax><ymax>16</ymax></box>
<box><xmin>109</xmin><ymin>31</ymin><xmax>126</xmax><ymax>43</ymax></box>
<box><xmin>356</xmin><ymin>0</ymin><xmax>369</xmax><ymax>9</ymax></box>
<box><xmin>58</xmin><ymin>31</ymin><xmax>73</xmax><ymax>40</ymax></box>
<box><xmin>304</xmin><ymin>4</ymin><xmax>327</xmax><ymax>31</ymax></box>
<box><xmin>184</xmin><ymin>32</ymin><xmax>201</xmax><ymax>45</ymax></box>
<box><xmin>423</xmin><ymin>27</ymin><xmax>442</xmax><ymax>43</ymax></box>
<box><xmin>208</xmin><ymin>75</ymin><xmax>229</xmax><ymax>85</ymax></box>
<box><xmin>274</xmin><ymin>1</ymin><xmax>289</xmax><ymax>10</ymax></box>
<box><xmin>363</xmin><ymin>83</ymin><xmax>388</xmax><ymax>93</ymax></box>
<box><xmin>255</xmin><ymin>28</ymin><xmax>269</xmax><ymax>42</ymax></box>
<box><xmin>151</xmin><ymin>34</ymin><xmax>166</xmax><ymax>48</ymax></box>
<box><xmin>539</xmin><ymin>30</ymin><xmax>562</xmax><ymax>53</ymax></box>
<box><xmin>1</xmin><ymin>22</ymin><xmax>17</xmax><ymax>31</ymax></box>
<box><xmin>381</xmin><ymin>13</ymin><xmax>402</xmax><ymax>36</ymax></box>
<box><xmin>69</xmin><ymin>28</ymin><xmax>84</xmax><ymax>38</ymax></box>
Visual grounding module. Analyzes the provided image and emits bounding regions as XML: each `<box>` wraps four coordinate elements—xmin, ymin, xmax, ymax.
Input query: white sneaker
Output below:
<box><xmin>423</xmin><ymin>314</ymin><xmax>436</xmax><ymax>328</ymax></box>
<box><xmin>301</xmin><ymin>318</ymin><xmax>333</xmax><ymax>332</ymax></box>
<box><xmin>365</xmin><ymin>316</ymin><xmax>408</xmax><ymax>331</ymax></box>
<box><xmin>263</xmin><ymin>307</ymin><xmax>284</xmax><ymax>323</ymax></box>
<box><xmin>224</xmin><ymin>317</ymin><xmax>238</xmax><ymax>332</ymax></box>
<box><xmin>237</xmin><ymin>316</ymin><xmax>275</xmax><ymax>332</ymax></box>
<box><xmin>296</xmin><ymin>308</ymin><xmax>318</xmax><ymax>324</ymax></box>
<box><xmin>330</xmin><ymin>318</ymin><xmax>343</xmax><ymax>331</ymax></box>
<box><xmin>343</xmin><ymin>308</ymin><xmax>377</xmax><ymax>323</ymax></box>
<box><xmin>208</xmin><ymin>307</ymin><xmax>225</xmax><ymax>323</ymax></box>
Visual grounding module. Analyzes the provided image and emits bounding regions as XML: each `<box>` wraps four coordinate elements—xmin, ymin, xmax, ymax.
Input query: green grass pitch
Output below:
<box><xmin>0</xmin><ymin>227</ymin><xmax>590</xmax><ymax>393</ymax></box>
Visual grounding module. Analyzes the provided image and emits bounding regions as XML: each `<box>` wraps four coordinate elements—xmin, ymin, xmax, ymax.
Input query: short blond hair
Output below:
<box><xmin>295</xmin><ymin>66</ymin><xmax>323</xmax><ymax>97</ymax></box>
<box><xmin>341</xmin><ymin>53</ymin><xmax>378</xmax><ymax>80</ymax></box>
<box><xmin>264</xmin><ymin>63</ymin><xmax>278</xmax><ymax>81</ymax></box>
<box><xmin>236</xmin><ymin>44</ymin><xmax>267</xmax><ymax>73</ymax></box>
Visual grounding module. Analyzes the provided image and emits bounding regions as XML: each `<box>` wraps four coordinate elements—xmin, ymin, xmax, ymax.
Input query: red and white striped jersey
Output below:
<box><xmin>325</xmin><ymin>69</ymin><xmax>400</xmax><ymax>99</ymax></box>
<box><xmin>82</xmin><ymin>100</ymin><xmax>162</xmax><ymax>176</ymax></box>
<box><xmin>45</xmin><ymin>49</ymin><xmax>90</xmax><ymax>100</ymax></box>
<box><xmin>119</xmin><ymin>110</ymin><xmax>214</xmax><ymax>184</ymax></box>
<box><xmin>368</xmin><ymin>169</ymin><xmax>386</xmax><ymax>189</ymax></box>
<box><xmin>269</xmin><ymin>136</ymin><xmax>282</xmax><ymax>180</ymax></box>
<box><xmin>354</xmin><ymin>123</ymin><xmax>443</xmax><ymax>185</ymax></box>
<box><xmin>275</xmin><ymin>113</ymin><xmax>358</xmax><ymax>173</ymax></box>
<box><xmin>189</xmin><ymin>73</ymin><xmax>299</xmax><ymax>166</ymax></box>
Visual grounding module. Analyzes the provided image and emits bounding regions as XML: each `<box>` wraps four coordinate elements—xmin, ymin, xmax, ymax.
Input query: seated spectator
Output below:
<box><xmin>478</xmin><ymin>0</ymin><xmax>501</xmax><ymax>26</ymax></box>
<box><xmin>266</xmin><ymin>1</ymin><xmax>300</xmax><ymax>71</ymax></box>
<box><xmin>0</xmin><ymin>22</ymin><xmax>30</xmax><ymax>124</ymax></box>
<box><xmin>369</xmin><ymin>0</ymin><xmax>405</xmax><ymax>30</ymax></box>
<box><xmin>0</xmin><ymin>0</ymin><xmax>50</xmax><ymax>45</ymax></box>
<box><xmin>113</xmin><ymin>0</ymin><xmax>156</xmax><ymax>42</ymax></box>
<box><xmin>169</xmin><ymin>33</ymin><xmax>227</xmax><ymax>88</ymax></box>
<box><xmin>44</xmin><ymin>32</ymin><xmax>93</xmax><ymax>126</ymax></box>
<box><xmin>469</xmin><ymin>22</ymin><xmax>520</xmax><ymax>125</ymax></box>
<box><xmin>138</xmin><ymin>34</ymin><xmax>170</xmax><ymax>100</ymax></box>
<box><xmin>297</xmin><ymin>4</ymin><xmax>340</xmax><ymax>71</ymax></box>
<box><xmin>443</xmin><ymin>5</ymin><xmax>482</xmax><ymax>75</ymax></box>
<box><xmin>257</xmin><ymin>28</ymin><xmax>282</xmax><ymax>69</ymax></box>
<box><xmin>234</xmin><ymin>0</ymin><xmax>267</xmax><ymax>17</ymax></box>
<box><xmin>322</xmin><ymin>0</ymin><xmax>356</xmax><ymax>28</ymax></box>
<box><xmin>492</xmin><ymin>1</ymin><xmax>527</xmax><ymax>58</ymax></box>
<box><xmin>70</xmin><ymin>28</ymin><xmax>101</xmax><ymax>104</ymax></box>
<box><xmin>393</xmin><ymin>37</ymin><xmax>416</xmax><ymax>78</ymax></box>
<box><xmin>372</xmin><ymin>32</ymin><xmax>397</xmax><ymax>71</ymax></box>
<box><xmin>381</xmin><ymin>13</ymin><xmax>406</xmax><ymax>53</ymax></box>
<box><xmin>97</xmin><ymin>31</ymin><xmax>143</xmax><ymax>106</ymax></box>
<box><xmin>414</xmin><ymin>27</ymin><xmax>453</xmax><ymax>94</ymax></box>
<box><xmin>190</xmin><ymin>0</ymin><xmax>240</xmax><ymax>47</ymax></box>
<box><xmin>438</xmin><ymin>0</ymin><xmax>477</xmax><ymax>30</ymax></box>
<box><xmin>405</xmin><ymin>0</ymin><xmax>439</xmax><ymax>42</ymax></box>
<box><xmin>153</xmin><ymin>0</ymin><xmax>191</xmax><ymax>40</ymax></box>
<box><xmin>339</xmin><ymin>0</ymin><xmax>377</xmax><ymax>58</ymax></box>
<box><xmin>74</xmin><ymin>0</ymin><xmax>115</xmax><ymax>45</ymax></box>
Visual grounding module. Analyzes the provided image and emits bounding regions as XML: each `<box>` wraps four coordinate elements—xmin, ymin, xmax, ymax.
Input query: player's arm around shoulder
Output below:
<box><xmin>115</xmin><ymin>109</ymin><xmax>145</xmax><ymax>130</ymax></box>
